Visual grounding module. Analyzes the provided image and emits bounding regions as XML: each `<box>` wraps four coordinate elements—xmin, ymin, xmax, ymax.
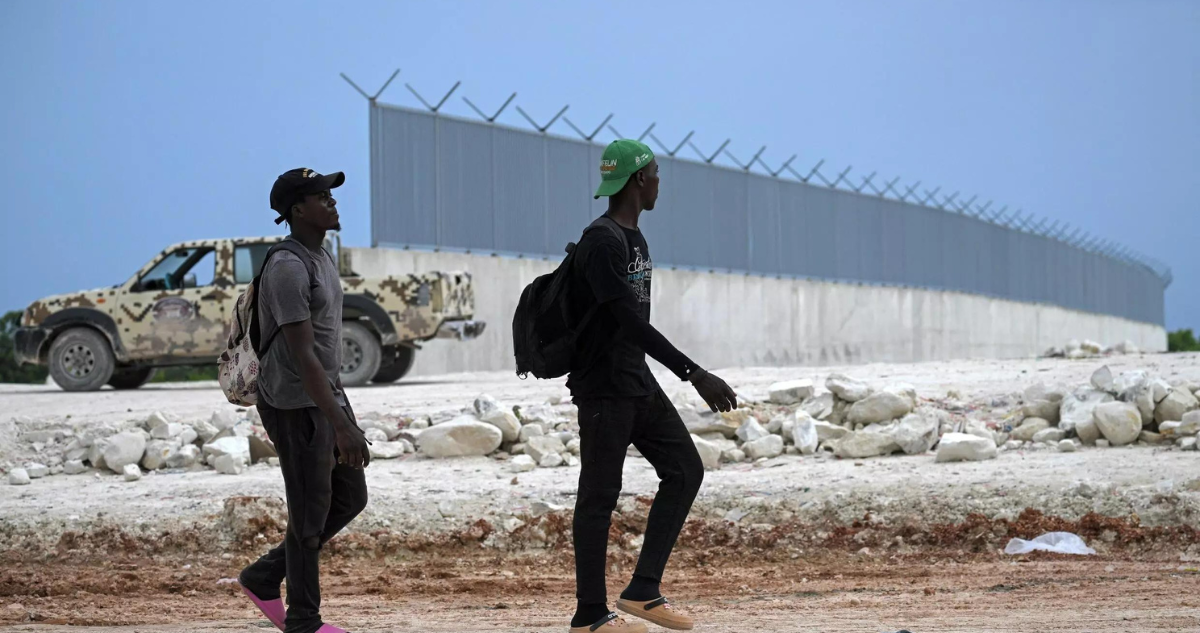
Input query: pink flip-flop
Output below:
<box><xmin>239</xmin><ymin>584</ymin><xmax>286</xmax><ymax>631</ymax></box>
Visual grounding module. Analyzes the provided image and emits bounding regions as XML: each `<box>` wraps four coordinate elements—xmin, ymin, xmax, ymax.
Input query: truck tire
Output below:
<box><xmin>108</xmin><ymin>367</ymin><xmax>156</xmax><ymax>390</ymax></box>
<box><xmin>371</xmin><ymin>345</ymin><xmax>416</xmax><ymax>383</ymax></box>
<box><xmin>340</xmin><ymin>321</ymin><xmax>381</xmax><ymax>388</ymax></box>
<box><xmin>48</xmin><ymin>327</ymin><xmax>115</xmax><ymax>392</ymax></box>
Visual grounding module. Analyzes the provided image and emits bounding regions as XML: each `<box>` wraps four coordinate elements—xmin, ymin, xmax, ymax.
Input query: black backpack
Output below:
<box><xmin>512</xmin><ymin>215</ymin><xmax>628</xmax><ymax>379</ymax></box>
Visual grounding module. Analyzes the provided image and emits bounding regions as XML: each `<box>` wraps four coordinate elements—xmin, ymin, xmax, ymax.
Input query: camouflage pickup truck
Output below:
<box><xmin>14</xmin><ymin>234</ymin><xmax>484</xmax><ymax>391</ymax></box>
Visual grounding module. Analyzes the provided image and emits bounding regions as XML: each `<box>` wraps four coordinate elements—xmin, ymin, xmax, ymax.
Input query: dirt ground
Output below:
<box><xmin>1</xmin><ymin>550</ymin><xmax>1199</xmax><ymax>632</ymax></box>
<box><xmin>3</xmin><ymin>354</ymin><xmax>1200</xmax><ymax>632</ymax></box>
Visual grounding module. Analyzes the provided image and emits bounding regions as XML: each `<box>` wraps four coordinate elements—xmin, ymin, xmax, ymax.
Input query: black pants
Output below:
<box><xmin>573</xmin><ymin>389</ymin><xmax>705</xmax><ymax>605</ymax></box>
<box><xmin>240</xmin><ymin>403</ymin><xmax>368</xmax><ymax>633</ymax></box>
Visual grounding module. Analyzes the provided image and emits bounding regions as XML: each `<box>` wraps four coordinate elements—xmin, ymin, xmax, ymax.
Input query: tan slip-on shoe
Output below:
<box><xmin>616</xmin><ymin>597</ymin><xmax>694</xmax><ymax>630</ymax></box>
<box><xmin>569</xmin><ymin>611</ymin><xmax>649</xmax><ymax>633</ymax></box>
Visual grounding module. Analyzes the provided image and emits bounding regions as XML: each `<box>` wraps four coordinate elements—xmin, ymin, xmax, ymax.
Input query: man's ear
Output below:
<box><xmin>634</xmin><ymin>168</ymin><xmax>646</xmax><ymax>186</ymax></box>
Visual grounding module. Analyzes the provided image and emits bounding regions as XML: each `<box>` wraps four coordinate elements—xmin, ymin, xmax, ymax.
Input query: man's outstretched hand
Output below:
<box><xmin>689</xmin><ymin>369</ymin><xmax>738</xmax><ymax>412</ymax></box>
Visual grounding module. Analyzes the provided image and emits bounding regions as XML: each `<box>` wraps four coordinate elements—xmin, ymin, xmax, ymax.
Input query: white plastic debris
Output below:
<box><xmin>1003</xmin><ymin>532</ymin><xmax>1095</xmax><ymax>555</ymax></box>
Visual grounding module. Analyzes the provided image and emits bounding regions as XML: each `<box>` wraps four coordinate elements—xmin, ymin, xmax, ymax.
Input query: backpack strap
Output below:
<box><xmin>250</xmin><ymin>239</ymin><xmax>319</xmax><ymax>354</ymax></box>
<box><xmin>566</xmin><ymin>214</ymin><xmax>633</xmax><ymax>344</ymax></box>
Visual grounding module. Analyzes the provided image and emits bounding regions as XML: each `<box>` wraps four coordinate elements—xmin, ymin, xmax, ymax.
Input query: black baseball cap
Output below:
<box><xmin>269</xmin><ymin>168</ymin><xmax>345</xmax><ymax>224</ymax></box>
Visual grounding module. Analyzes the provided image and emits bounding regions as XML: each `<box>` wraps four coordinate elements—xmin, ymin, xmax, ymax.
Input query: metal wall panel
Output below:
<box><xmin>370</xmin><ymin>103</ymin><xmax>1167</xmax><ymax>325</ymax></box>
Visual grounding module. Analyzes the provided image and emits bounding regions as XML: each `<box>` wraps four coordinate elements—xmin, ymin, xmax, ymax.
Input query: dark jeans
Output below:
<box><xmin>573</xmin><ymin>389</ymin><xmax>705</xmax><ymax>605</ymax></box>
<box><xmin>240</xmin><ymin>403</ymin><xmax>368</xmax><ymax>633</ymax></box>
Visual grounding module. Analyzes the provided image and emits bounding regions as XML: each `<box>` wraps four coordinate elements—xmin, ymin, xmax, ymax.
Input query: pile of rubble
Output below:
<box><xmin>1043</xmin><ymin>338</ymin><xmax>1140</xmax><ymax>359</ymax></box>
<box><xmin>7</xmin><ymin>363</ymin><xmax>1197</xmax><ymax>485</ymax></box>
<box><xmin>6</xmin><ymin>408</ymin><xmax>293</xmax><ymax>485</ymax></box>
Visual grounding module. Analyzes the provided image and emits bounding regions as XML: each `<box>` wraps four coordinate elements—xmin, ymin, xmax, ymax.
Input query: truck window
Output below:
<box><xmin>234</xmin><ymin>243</ymin><xmax>274</xmax><ymax>283</ymax></box>
<box><xmin>138</xmin><ymin>247</ymin><xmax>215</xmax><ymax>291</ymax></box>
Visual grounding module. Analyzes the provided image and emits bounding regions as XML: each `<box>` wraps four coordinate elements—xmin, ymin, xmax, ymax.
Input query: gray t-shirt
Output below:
<box><xmin>257</xmin><ymin>238</ymin><xmax>346</xmax><ymax>410</ymax></box>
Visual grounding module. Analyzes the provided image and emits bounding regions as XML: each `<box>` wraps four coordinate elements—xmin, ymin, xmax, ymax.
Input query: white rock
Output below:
<box><xmin>416</xmin><ymin>420</ymin><xmax>503</xmax><ymax>458</ymax></box>
<box><xmin>1095</xmin><ymin>439</ymin><xmax>1110</xmax><ymax>448</ymax></box>
<box><xmin>509</xmin><ymin>455</ymin><xmax>537</xmax><ymax>473</ymax></box>
<box><xmin>743</xmin><ymin>435</ymin><xmax>784</xmax><ymax>460</ymax></box>
<box><xmin>691</xmin><ymin>435</ymin><xmax>721</xmax><ymax>470</ymax></box>
<box><xmin>63</xmin><ymin>460</ymin><xmax>87</xmax><ymax>475</ymax></box>
<box><xmin>566</xmin><ymin>437</ymin><xmax>581</xmax><ymax>454</ymax></box>
<box><xmin>846</xmin><ymin>391</ymin><xmax>913</xmax><ymax>426</ymax></box>
<box><xmin>369</xmin><ymin>441</ymin><xmax>407</xmax><ymax>460</ymax></box>
<box><xmin>203</xmin><ymin>436</ymin><xmax>251</xmax><ymax>463</ymax></box>
<box><xmin>894</xmin><ymin>412</ymin><xmax>939</xmax><ymax>455</ymax></box>
<box><xmin>103</xmin><ymin>432</ymin><xmax>147</xmax><ymax>473</ymax></box>
<box><xmin>473</xmin><ymin>394</ymin><xmax>503</xmax><ymax>419</ymax></box>
<box><xmin>409</xmin><ymin>417</ymin><xmax>431</xmax><ymax>430</ymax></box>
<box><xmin>520</xmin><ymin>435</ymin><xmax>566</xmax><ymax>464</ymax></box>
<box><xmin>480</xmin><ymin>410</ymin><xmax>521</xmax><ymax>444</ymax></box>
<box><xmin>1139</xmin><ymin>430</ymin><xmax>1166</xmax><ymax>445</ymax></box>
<box><xmin>1155</xmin><ymin>388</ymin><xmax>1199</xmax><ymax>424</ymax></box>
<box><xmin>191</xmin><ymin>420</ymin><xmax>219</xmax><ymax>443</ymax></box>
<box><xmin>1010</xmin><ymin>418</ymin><xmax>1050</xmax><ymax>442</ymax></box>
<box><xmin>1158</xmin><ymin>421</ymin><xmax>1182</xmax><ymax>436</ymax></box>
<box><xmin>165</xmin><ymin>445</ymin><xmax>201</xmax><ymax>469</ymax></box>
<box><xmin>1080</xmin><ymin>339</ymin><xmax>1103</xmax><ymax>354</ymax></box>
<box><xmin>1114</xmin><ymin>370</ymin><xmax>1149</xmax><ymax>397</ymax></box>
<box><xmin>1002</xmin><ymin>440</ymin><xmax>1024</xmax><ymax>451</ymax></box>
<box><xmin>1091</xmin><ymin>366</ymin><xmax>1114</xmax><ymax>392</ymax></box>
<box><xmin>1032</xmin><ymin>428</ymin><xmax>1066</xmax><ymax>444</ymax></box>
<box><xmin>1059</xmin><ymin>389</ymin><xmax>1114</xmax><ymax>433</ymax></box>
<box><xmin>765</xmin><ymin>414</ymin><xmax>787</xmax><ymax>435</ymax></box>
<box><xmin>122</xmin><ymin>463</ymin><xmax>142</xmax><ymax>481</ymax></box>
<box><xmin>8</xmin><ymin>468</ymin><xmax>31</xmax><ymax>485</ymax></box>
<box><xmin>768</xmin><ymin>379</ymin><xmax>814</xmax><ymax>405</ymax></box>
<box><xmin>211</xmin><ymin>453</ymin><xmax>245</xmax><ymax>475</ymax></box>
<box><xmin>145</xmin><ymin>411</ymin><xmax>171</xmax><ymax>430</ymax></box>
<box><xmin>1022</xmin><ymin>399</ymin><xmax>1062</xmax><ymax>426</ymax></box>
<box><xmin>1113</xmin><ymin>340</ymin><xmax>1139</xmax><ymax>354</ymax></box>
<box><xmin>1058</xmin><ymin>439</ymin><xmax>1078</xmax><ymax>452</ymax></box>
<box><xmin>1092</xmin><ymin>401</ymin><xmax>1142</xmax><ymax>446</ymax></box>
<box><xmin>518</xmin><ymin>424</ymin><xmax>544</xmax><ymax>443</ymax></box>
<box><xmin>790</xmin><ymin>412</ymin><xmax>819</xmax><ymax>455</ymax></box>
<box><xmin>834</xmin><ymin>429</ymin><xmax>899</xmax><ymax>459</ymax></box>
<box><xmin>735</xmin><ymin>417</ymin><xmax>769</xmax><ymax>443</ymax></box>
<box><xmin>1180</xmin><ymin>437</ymin><xmax>1198</xmax><ymax>451</ymax></box>
<box><xmin>529</xmin><ymin>500</ymin><xmax>566</xmax><ymax>517</ymax></box>
<box><xmin>801</xmin><ymin>392</ymin><xmax>836</xmax><ymax>420</ymax></box>
<box><xmin>883</xmin><ymin>383</ymin><xmax>919</xmax><ymax>409</ymax></box>
<box><xmin>723</xmin><ymin>448</ymin><xmax>746</xmax><ymax>463</ymax></box>
<box><xmin>1065</xmin><ymin>339</ymin><xmax>1081</xmax><ymax>353</ymax></box>
<box><xmin>538</xmin><ymin>452</ymin><xmax>564</xmax><ymax>468</ymax></box>
<box><xmin>935</xmin><ymin>433</ymin><xmax>998</xmax><ymax>463</ymax></box>
<box><xmin>1075</xmin><ymin>415</ymin><xmax>1101</xmax><ymax>446</ymax></box>
<box><xmin>210</xmin><ymin>409</ymin><xmax>239</xmax><ymax>431</ymax></box>
<box><xmin>681</xmin><ymin>410</ymin><xmax>740</xmax><ymax>438</ymax></box>
<box><xmin>812</xmin><ymin>419</ymin><xmax>849</xmax><ymax>443</ymax></box>
<box><xmin>826</xmin><ymin>374</ymin><xmax>872</xmax><ymax>402</ymax></box>
<box><xmin>515</xmin><ymin>403</ymin><xmax>563</xmax><ymax>427</ymax></box>
<box><xmin>141</xmin><ymin>440</ymin><xmax>176</xmax><ymax>470</ymax></box>
<box><xmin>178</xmin><ymin>427</ymin><xmax>198</xmax><ymax>446</ymax></box>
<box><xmin>1176</xmin><ymin>411</ymin><xmax>1200</xmax><ymax>436</ymax></box>
<box><xmin>363</xmin><ymin>428</ymin><xmax>389</xmax><ymax>444</ymax></box>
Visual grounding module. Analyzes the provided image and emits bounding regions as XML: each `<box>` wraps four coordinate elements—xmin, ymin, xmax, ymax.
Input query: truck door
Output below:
<box><xmin>119</xmin><ymin>245</ymin><xmax>227</xmax><ymax>359</ymax></box>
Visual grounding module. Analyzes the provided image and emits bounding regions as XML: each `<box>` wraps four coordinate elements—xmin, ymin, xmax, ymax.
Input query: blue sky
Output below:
<box><xmin>2</xmin><ymin>1</ymin><xmax>1197</xmax><ymax>330</ymax></box>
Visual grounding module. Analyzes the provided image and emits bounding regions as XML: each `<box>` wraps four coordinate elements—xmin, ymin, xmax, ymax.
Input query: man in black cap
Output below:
<box><xmin>238</xmin><ymin>168</ymin><xmax>370</xmax><ymax>633</ymax></box>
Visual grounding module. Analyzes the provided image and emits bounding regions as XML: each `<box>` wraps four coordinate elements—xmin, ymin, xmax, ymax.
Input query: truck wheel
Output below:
<box><xmin>340</xmin><ymin>321</ymin><xmax>381</xmax><ymax>387</ymax></box>
<box><xmin>108</xmin><ymin>367</ymin><xmax>156</xmax><ymax>390</ymax></box>
<box><xmin>372</xmin><ymin>346</ymin><xmax>415</xmax><ymax>383</ymax></box>
<box><xmin>48</xmin><ymin>327</ymin><xmax>115</xmax><ymax>392</ymax></box>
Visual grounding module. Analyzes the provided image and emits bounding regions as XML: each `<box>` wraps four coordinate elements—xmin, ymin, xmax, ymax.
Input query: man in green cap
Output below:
<box><xmin>565</xmin><ymin>139</ymin><xmax>739</xmax><ymax>633</ymax></box>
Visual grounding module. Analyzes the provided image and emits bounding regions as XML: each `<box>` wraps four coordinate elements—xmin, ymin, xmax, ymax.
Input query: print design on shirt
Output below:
<box><xmin>627</xmin><ymin>246</ymin><xmax>653</xmax><ymax>303</ymax></box>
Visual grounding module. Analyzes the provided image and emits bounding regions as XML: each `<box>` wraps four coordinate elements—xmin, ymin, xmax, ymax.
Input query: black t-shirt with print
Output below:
<box><xmin>566</xmin><ymin>217</ymin><xmax>697</xmax><ymax>399</ymax></box>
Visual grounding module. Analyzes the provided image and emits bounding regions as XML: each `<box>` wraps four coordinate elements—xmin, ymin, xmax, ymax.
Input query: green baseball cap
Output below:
<box><xmin>594</xmin><ymin>139</ymin><xmax>655</xmax><ymax>199</ymax></box>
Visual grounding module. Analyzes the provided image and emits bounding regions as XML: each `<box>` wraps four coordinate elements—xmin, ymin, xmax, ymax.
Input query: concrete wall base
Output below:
<box><xmin>349</xmin><ymin>248</ymin><xmax>1167</xmax><ymax>378</ymax></box>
